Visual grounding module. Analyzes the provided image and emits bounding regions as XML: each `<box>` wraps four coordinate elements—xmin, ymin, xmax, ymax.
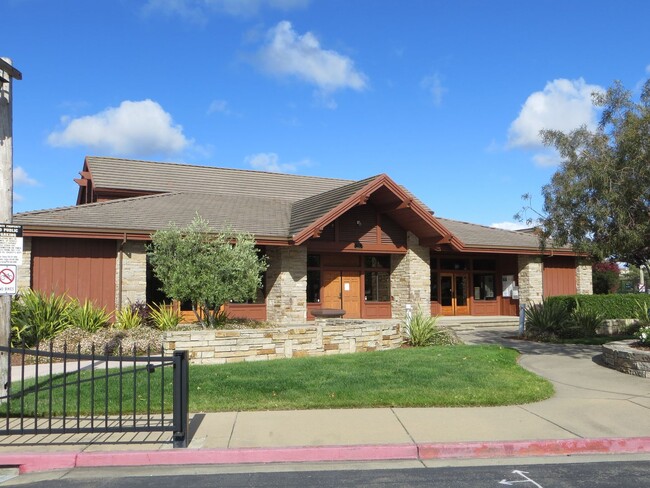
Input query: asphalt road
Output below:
<box><xmin>4</xmin><ymin>460</ymin><xmax>650</xmax><ymax>488</ymax></box>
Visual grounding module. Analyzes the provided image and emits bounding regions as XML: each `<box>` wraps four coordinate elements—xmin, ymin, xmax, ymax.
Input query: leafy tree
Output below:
<box><xmin>147</xmin><ymin>216</ymin><xmax>268</xmax><ymax>327</ymax></box>
<box><xmin>592</xmin><ymin>261</ymin><xmax>620</xmax><ymax>294</ymax></box>
<box><xmin>530</xmin><ymin>78</ymin><xmax>650</xmax><ymax>269</ymax></box>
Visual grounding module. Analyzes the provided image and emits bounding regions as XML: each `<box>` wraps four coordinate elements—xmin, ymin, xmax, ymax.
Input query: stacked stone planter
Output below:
<box><xmin>602</xmin><ymin>340</ymin><xmax>650</xmax><ymax>378</ymax></box>
<box><xmin>163</xmin><ymin>318</ymin><xmax>403</xmax><ymax>364</ymax></box>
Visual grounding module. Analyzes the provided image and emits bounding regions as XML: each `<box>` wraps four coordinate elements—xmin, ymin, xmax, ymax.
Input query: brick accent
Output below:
<box><xmin>163</xmin><ymin>319</ymin><xmax>403</xmax><ymax>364</ymax></box>
<box><xmin>390</xmin><ymin>232</ymin><xmax>431</xmax><ymax>320</ymax></box>
<box><xmin>576</xmin><ymin>258</ymin><xmax>593</xmax><ymax>295</ymax></box>
<box><xmin>265</xmin><ymin>246</ymin><xmax>307</xmax><ymax>323</ymax></box>
<box><xmin>17</xmin><ymin>236</ymin><xmax>31</xmax><ymax>290</ymax></box>
<box><xmin>517</xmin><ymin>255</ymin><xmax>543</xmax><ymax>306</ymax></box>
<box><xmin>116</xmin><ymin>240</ymin><xmax>147</xmax><ymax>309</ymax></box>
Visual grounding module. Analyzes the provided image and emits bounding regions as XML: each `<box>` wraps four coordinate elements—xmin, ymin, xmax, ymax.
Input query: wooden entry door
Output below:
<box><xmin>440</xmin><ymin>273</ymin><xmax>470</xmax><ymax>316</ymax></box>
<box><xmin>322</xmin><ymin>270</ymin><xmax>361</xmax><ymax>318</ymax></box>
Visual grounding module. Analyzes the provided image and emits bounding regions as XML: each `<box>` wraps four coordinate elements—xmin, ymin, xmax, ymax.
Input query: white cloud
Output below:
<box><xmin>207</xmin><ymin>99</ymin><xmax>231</xmax><ymax>115</ymax></box>
<box><xmin>13</xmin><ymin>166</ymin><xmax>38</xmax><ymax>186</ymax></box>
<box><xmin>245</xmin><ymin>152</ymin><xmax>312</xmax><ymax>173</ymax></box>
<box><xmin>490</xmin><ymin>221</ymin><xmax>529</xmax><ymax>231</ymax></box>
<box><xmin>47</xmin><ymin>99</ymin><xmax>191</xmax><ymax>156</ymax></box>
<box><xmin>255</xmin><ymin>21</ymin><xmax>367</xmax><ymax>94</ymax></box>
<box><xmin>532</xmin><ymin>151</ymin><xmax>562</xmax><ymax>167</ymax></box>
<box><xmin>508</xmin><ymin>78</ymin><xmax>604</xmax><ymax>149</ymax></box>
<box><xmin>143</xmin><ymin>0</ymin><xmax>309</xmax><ymax>22</ymax></box>
<box><xmin>420</xmin><ymin>72</ymin><xmax>446</xmax><ymax>106</ymax></box>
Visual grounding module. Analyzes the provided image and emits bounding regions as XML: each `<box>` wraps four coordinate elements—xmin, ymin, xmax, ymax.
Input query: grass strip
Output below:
<box><xmin>3</xmin><ymin>345</ymin><xmax>553</xmax><ymax>416</ymax></box>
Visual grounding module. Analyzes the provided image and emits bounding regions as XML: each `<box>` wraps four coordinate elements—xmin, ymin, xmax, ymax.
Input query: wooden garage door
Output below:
<box><xmin>543</xmin><ymin>256</ymin><xmax>577</xmax><ymax>297</ymax></box>
<box><xmin>31</xmin><ymin>238</ymin><xmax>117</xmax><ymax>312</ymax></box>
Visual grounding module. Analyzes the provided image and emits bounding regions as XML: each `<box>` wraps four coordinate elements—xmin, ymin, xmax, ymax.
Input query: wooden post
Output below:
<box><xmin>0</xmin><ymin>57</ymin><xmax>22</xmax><ymax>397</ymax></box>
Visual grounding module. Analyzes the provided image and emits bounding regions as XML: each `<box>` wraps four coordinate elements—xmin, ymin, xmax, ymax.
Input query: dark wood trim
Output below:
<box><xmin>307</xmin><ymin>242</ymin><xmax>407</xmax><ymax>253</ymax></box>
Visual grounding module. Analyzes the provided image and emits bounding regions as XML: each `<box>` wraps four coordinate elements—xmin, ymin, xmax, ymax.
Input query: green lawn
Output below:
<box><xmin>3</xmin><ymin>345</ymin><xmax>553</xmax><ymax>416</ymax></box>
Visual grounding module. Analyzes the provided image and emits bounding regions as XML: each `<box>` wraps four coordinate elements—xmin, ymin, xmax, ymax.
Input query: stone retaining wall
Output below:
<box><xmin>163</xmin><ymin>319</ymin><xmax>403</xmax><ymax>364</ymax></box>
<box><xmin>602</xmin><ymin>340</ymin><xmax>650</xmax><ymax>378</ymax></box>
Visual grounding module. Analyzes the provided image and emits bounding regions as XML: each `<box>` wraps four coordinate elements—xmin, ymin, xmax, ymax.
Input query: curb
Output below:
<box><xmin>3</xmin><ymin>437</ymin><xmax>650</xmax><ymax>474</ymax></box>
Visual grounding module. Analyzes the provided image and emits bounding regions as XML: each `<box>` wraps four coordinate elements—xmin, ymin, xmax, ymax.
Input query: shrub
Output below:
<box><xmin>570</xmin><ymin>303</ymin><xmax>604</xmax><ymax>338</ymax></box>
<box><xmin>66</xmin><ymin>299</ymin><xmax>110</xmax><ymax>332</ymax></box>
<box><xmin>10</xmin><ymin>289</ymin><xmax>74</xmax><ymax>347</ymax></box>
<box><xmin>524</xmin><ymin>299</ymin><xmax>572</xmax><ymax>340</ymax></box>
<box><xmin>639</xmin><ymin>325</ymin><xmax>650</xmax><ymax>346</ymax></box>
<box><xmin>546</xmin><ymin>294</ymin><xmax>650</xmax><ymax>320</ymax></box>
<box><xmin>404</xmin><ymin>310</ymin><xmax>460</xmax><ymax>347</ymax></box>
<box><xmin>129</xmin><ymin>300</ymin><xmax>151</xmax><ymax>326</ymax></box>
<box><xmin>148</xmin><ymin>303</ymin><xmax>182</xmax><ymax>331</ymax></box>
<box><xmin>114</xmin><ymin>306</ymin><xmax>143</xmax><ymax>330</ymax></box>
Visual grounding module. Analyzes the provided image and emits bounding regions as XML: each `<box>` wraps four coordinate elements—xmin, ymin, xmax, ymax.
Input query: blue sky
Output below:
<box><xmin>3</xmin><ymin>0</ymin><xmax>650</xmax><ymax>229</ymax></box>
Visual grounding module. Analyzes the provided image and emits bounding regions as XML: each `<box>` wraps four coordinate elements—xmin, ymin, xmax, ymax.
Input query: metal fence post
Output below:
<box><xmin>172</xmin><ymin>350</ymin><xmax>189</xmax><ymax>448</ymax></box>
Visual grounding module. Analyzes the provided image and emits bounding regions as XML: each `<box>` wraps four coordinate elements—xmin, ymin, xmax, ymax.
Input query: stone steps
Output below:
<box><xmin>437</xmin><ymin>315</ymin><xmax>520</xmax><ymax>331</ymax></box>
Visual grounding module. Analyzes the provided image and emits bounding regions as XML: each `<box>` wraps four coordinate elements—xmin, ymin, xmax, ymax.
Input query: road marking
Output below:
<box><xmin>499</xmin><ymin>470</ymin><xmax>543</xmax><ymax>487</ymax></box>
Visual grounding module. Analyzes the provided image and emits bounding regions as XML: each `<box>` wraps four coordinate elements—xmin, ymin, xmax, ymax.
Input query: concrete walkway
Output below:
<box><xmin>2</xmin><ymin>327</ymin><xmax>650</xmax><ymax>474</ymax></box>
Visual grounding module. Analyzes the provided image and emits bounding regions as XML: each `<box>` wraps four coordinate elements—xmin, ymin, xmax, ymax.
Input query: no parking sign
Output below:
<box><xmin>0</xmin><ymin>265</ymin><xmax>17</xmax><ymax>295</ymax></box>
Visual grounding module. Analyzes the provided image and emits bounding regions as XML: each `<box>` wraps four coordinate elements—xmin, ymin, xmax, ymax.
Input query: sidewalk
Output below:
<box><xmin>2</xmin><ymin>327</ymin><xmax>650</xmax><ymax>473</ymax></box>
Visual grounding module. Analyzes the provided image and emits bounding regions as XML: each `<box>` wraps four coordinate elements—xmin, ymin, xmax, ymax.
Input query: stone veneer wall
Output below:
<box><xmin>163</xmin><ymin>318</ymin><xmax>403</xmax><ymax>364</ymax></box>
<box><xmin>265</xmin><ymin>246</ymin><xmax>307</xmax><ymax>323</ymax></box>
<box><xmin>17</xmin><ymin>236</ymin><xmax>31</xmax><ymax>290</ymax></box>
<box><xmin>602</xmin><ymin>340</ymin><xmax>650</xmax><ymax>378</ymax></box>
<box><xmin>517</xmin><ymin>255</ymin><xmax>543</xmax><ymax>306</ymax></box>
<box><xmin>576</xmin><ymin>258</ymin><xmax>593</xmax><ymax>295</ymax></box>
<box><xmin>116</xmin><ymin>240</ymin><xmax>147</xmax><ymax>309</ymax></box>
<box><xmin>390</xmin><ymin>232</ymin><xmax>431</xmax><ymax>320</ymax></box>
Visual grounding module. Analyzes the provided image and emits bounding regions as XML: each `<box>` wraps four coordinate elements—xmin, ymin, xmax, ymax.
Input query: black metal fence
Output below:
<box><xmin>0</xmin><ymin>344</ymin><xmax>188</xmax><ymax>448</ymax></box>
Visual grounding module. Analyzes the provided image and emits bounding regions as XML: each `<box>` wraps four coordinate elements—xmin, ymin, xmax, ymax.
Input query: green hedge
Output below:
<box><xmin>546</xmin><ymin>294</ymin><xmax>650</xmax><ymax>319</ymax></box>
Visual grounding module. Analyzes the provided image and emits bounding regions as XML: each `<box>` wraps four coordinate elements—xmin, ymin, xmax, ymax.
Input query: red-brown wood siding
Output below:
<box><xmin>225</xmin><ymin>303</ymin><xmax>267</xmax><ymax>321</ymax></box>
<box><xmin>31</xmin><ymin>238</ymin><xmax>117</xmax><ymax>312</ymax></box>
<box><xmin>543</xmin><ymin>256</ymin><xmax>577</xmax><ymax>297</ymax></box>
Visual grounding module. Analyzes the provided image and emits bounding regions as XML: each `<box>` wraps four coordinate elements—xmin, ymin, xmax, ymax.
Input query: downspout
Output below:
<box><xmin>117</xmin><ymin>233</ymin><xmax>127</xmax><ymax>310</ymax></box>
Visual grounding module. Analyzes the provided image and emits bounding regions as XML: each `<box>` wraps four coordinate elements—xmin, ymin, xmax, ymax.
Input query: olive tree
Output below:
<box><xmin>529</xmin><ymin>78</ymin><xmax>650</xmax><ymax>269</ymax></box>
<box><xmin>147</xmin><ymin>216</ymin><xmax>268</xmax><ymax>327</ymax></box>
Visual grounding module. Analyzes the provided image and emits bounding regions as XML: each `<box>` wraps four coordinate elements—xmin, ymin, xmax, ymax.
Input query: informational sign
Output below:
<box><xmin>0</xmin><ymin>265</ymin><xmax>17</xmax><ymax>295</ymax></box>
<box><xmin>502</xmin><ymin>274</ymin><xmax>515</xmax><ymax>298</ymax></box>
<box><xmin>0</xmin><ymin>224</ymin><xmax>23</xmax><ymax>266</ymax></box>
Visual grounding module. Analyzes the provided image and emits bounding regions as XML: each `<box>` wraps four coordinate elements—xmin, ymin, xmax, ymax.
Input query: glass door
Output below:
<box><xmin>439</xmin><ymin>273</ymin><xmax>470</xmax><ymax>315</ymax></box>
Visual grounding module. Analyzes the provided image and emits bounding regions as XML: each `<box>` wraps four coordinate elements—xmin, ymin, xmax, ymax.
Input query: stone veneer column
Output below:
<box><xmin>265</xmin><ymin>246</ymin><xmax>307</xmax><ymax>324</ymax></box>
<box><xmin>390</xmin><ymin>232</ymin><xmax>431</xmax><ymax>320</ymax></box>
<box><xmin>116</xmin><ymin>240</ymin><xmax>147</xmax><ymax>309</ymax></box>
<box><xmin>517</xmin><ymin>255</ymin><xmax>543</xmax><ymax>306</ymax></box>
<box><xmin>576</xmin><ymin>258</ymin><xmax>593</xmax><ymax>295</ymax></box>
<box><xmin>16</xmin><ymin>236</ymin><xmax>31</xmax><ymax>290</ymax></box>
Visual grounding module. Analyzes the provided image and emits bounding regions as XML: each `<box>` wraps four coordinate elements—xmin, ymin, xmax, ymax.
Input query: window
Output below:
<box><xmin>307</xmin><ymin>270</ymin><xmax>321</xmax><ymax>303</ymax></box>
<box><xmin>441</xmin><ymin>259</ymin><xmax>468</xmax><ymax>270</ymax></box>
<box><xmin>431</xmin><ymin>272</ymin><xmax>438</xmax><ymax>302</ymax></box>
<box><xmin>473</xmin><ymin>273</ymin><xmax>496</xmax><ymax>300</ymax></box>
<box><xmin>365</xmin><ymin>271</ymin><xmax>390</xmax><ymax>301</ymax></box>
<box><xmin>364</xmin><ymin>255</ymin><xmax>391</xmax><ymax>268</ymax></box>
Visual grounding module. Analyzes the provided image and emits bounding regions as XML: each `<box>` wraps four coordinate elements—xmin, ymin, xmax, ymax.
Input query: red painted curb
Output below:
<box><xmin>3</xmin><ymin>437</ymin><xmax>650</xmax><ymax>474</ymax></box>
<box><xmin>418</xmin><ymin>437</ymin><xmax>650</xmax><ymax>459</ymax></box>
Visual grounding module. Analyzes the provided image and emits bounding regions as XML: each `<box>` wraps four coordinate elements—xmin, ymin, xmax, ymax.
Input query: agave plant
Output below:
<box><xmin>113</xmin><ymin>306</ymin><xmax>143</xmax><ymax>330</ymax></box>
<box><xmin>148</xmin><ymin>303</ymin><xmax>182</xmax><ymax>331</ymax></box>
<box><xmin>11</xmin><ymin>289</ymin><xmax>74</xmax><ymax>347</ymax></box>
<box><xmin>66</xmin><ymin>299</ymin><xmax>110</xmax><ymax>332</ymax></box>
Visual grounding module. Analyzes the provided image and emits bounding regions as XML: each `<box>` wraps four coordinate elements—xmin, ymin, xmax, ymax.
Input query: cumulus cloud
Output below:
<box><xmin>47</xmin><ymin>99</ymin><xmax>191</xmax><ymax>156</ymax></box>
<box><xmin>255</xmin><ymin>21</ymin><xmax>367</xmax><ymax>94</ymax></box>
<box><xmin>143</xmin><ymin>0</ymin><xmax>309</xmax><ymax>23</ymax></box>
<box><xmin>14</xmin><ymin>167</ymin><xmax>38</xmax><ymax>186</ymax></box>
<box><xmin>420</xmin><ymin>72</ymin><xmax>447</xmax><ymax>106</ymax></box>
<box><xmin>508</xmin><ymin>78</ymin><xmax>603</xmax><ymax>149</ymax></box>
<box><xmin>490</xmin><ymin>221</ymin><xmax>529</xmax><ymax>231</ymax></box>
<box><xmin>245</xmin><ymin>152</ymin><xmax>311</xmax><ymax>173</ymax></box>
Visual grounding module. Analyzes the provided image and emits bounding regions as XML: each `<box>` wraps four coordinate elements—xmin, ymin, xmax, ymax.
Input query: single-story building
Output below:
<box><xmin>14</xmin><ymin>156</ymin><xmax>592</xmax><ymax>323</ymax></box>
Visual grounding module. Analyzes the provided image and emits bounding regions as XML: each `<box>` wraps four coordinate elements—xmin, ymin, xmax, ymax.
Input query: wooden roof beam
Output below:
<box><xmin>419</xmin><ymin>235</ymin><xmax>452</xmax><ymax>246</ymax></box>
<box><xmin>74</xmin><ymin>178</ymin><xmax>88</xmax><ymax>187</ymax></box>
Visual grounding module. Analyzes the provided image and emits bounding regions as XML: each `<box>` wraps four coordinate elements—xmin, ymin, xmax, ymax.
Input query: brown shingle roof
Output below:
<box><xmin>16</xmin><ymin>192</ymin><xmax>293</xmax><ymax>238</ymax></box>
<box><xmin>437</xmin><ymin>218</ymin><xmax>544</xmax><ymax>250</ymax></box>
<box><xmin>85</xmin><ymin>156</ymin><xmax>352</xmax><ymax>201</ymax></box>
